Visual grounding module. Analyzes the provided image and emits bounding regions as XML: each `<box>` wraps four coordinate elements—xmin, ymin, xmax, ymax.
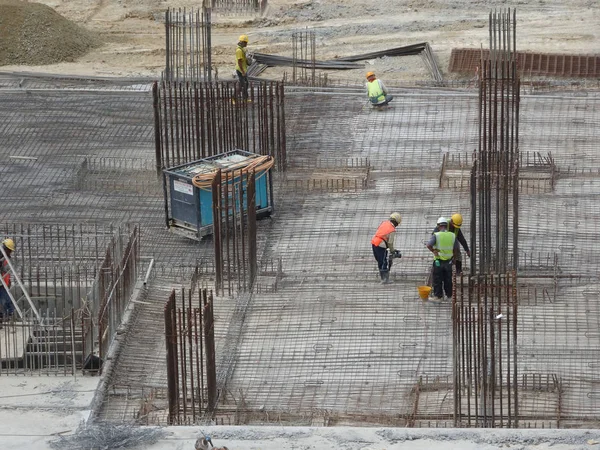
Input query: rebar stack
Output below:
<box><xmin>211</xmin><ymin>0</ymin><xmax>266</xmax><ymax>15</ymax></box>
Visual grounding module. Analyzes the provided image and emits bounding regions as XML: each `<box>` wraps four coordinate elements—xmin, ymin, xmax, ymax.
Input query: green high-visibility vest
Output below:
<box><xmin>367</xmin><ymin>80</ymin><xmax>385</xmax><ymax>103</ymax></box>
<box><xmin>434</xmin><ymin>231</ymin><xmax>456</xmax><ymax>261</ymax></box>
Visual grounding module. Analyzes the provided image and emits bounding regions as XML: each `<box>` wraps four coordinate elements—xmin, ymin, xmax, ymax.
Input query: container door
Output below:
<box><xmin>170</xmin><ymin>178</ymin><xmax>198</xmax><ymax>228</ymax></box>
<box><xmin>255</xmin><ymin>170</ymin><xmax>269</xmax><ymax>209</ymax></box>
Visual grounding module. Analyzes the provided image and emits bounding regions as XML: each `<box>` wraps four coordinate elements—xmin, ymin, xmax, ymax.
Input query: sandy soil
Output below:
<box><xmin>0</xmin><ymin>0</ymin><xmax>597</xmax><ymax>82</ymax></box>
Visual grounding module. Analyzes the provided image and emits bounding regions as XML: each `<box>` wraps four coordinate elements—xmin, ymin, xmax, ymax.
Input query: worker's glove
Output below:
<box><xmin>434</xmin><ymin>260</ymin><xmax>441</xmax><ymax>267</ymax></box>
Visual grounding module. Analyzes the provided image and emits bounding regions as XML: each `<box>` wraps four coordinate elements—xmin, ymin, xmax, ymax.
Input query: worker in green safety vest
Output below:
<box><xmin>426</xmin><ymin>217</ymin><xmax>459</xmax><ymax>302</ymax></box>
<box><xmin>365</xmin><ymin>71</ymin><xmax>393</xmax><ymax>107</ymax></box>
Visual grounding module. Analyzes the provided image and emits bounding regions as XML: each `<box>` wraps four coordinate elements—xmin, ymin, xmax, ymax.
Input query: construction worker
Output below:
<box><xmin>371</xmin><ymin>212</ymin><xmax>402</xmax><ymax>284</ymax></box>
<box><xmin>431</xmin><ymin>212</ymin><xmax>470</xmax><ymax>274</ymax></box>
<box><xmin>195</xmin><ymin>435</ymin><xmax>228</xmax><ymax>450</ymax></box>
<box><xmin>365</xmin><ymin>71</ymin><xmax>393</xmax><ymax>107</ymax></box>
<box><xmin>426</xmin><ymin>218</ymin><xmax>459</xmax><ymax>301</ymax></box>
<box><xmin>0</xmin><ymin>238</ymin><xmax>15</xmax><ymax>322</ymax></box>
<box><xmin>235</xmin><ymin>34</ymin><xmax>250</xmax><ymax>102</ymax></box>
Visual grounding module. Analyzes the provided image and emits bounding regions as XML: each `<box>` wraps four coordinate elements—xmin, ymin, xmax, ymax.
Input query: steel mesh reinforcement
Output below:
<box><xmin>1</xmin><ymin>73</ymin><xmax>600</xmax><ymax>427</ymax></box>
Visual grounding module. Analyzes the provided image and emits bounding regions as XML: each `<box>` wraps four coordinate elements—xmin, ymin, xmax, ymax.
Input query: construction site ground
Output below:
<box><xmin>0</xmin><ymin>0</ymin><xmax>598</xmax><ymax>82</ymax></box>
<box><xmin>1</xmin><ymin>0</ymin><xmax>600</xmax><ymax>449</ymax></box>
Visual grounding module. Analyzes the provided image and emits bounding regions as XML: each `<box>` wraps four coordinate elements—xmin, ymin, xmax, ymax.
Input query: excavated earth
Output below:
<box><xmin>0</xmin><ymin>0</ymin><xmax>597</xmax><ymax>82</ymax></box>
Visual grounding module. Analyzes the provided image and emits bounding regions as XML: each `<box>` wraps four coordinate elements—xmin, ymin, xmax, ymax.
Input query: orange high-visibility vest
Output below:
<box><xmin>0</xmin><ymin>258</ymin><xmax>9</xmax><ymax>288</ymax></box>
<box><xmin>371</xmin><ymin>220</ymin><xmax>395</xmax><ymax>247</ymax></box>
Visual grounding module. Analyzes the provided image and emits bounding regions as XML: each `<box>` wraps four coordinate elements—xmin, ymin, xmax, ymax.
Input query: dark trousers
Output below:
<box><xmin>236</xmin><ymin>70</ymin><xmax>249</xmax><ymax>100</ymax></box>
<box><xmin>370</xmin><ymin>94</ymin><xmax>393</xmax><ymax>106</ymax></box>
<box><xmin>0</xmin><ymin>287</ymin><xmax>13</xmax><ymax>318</ymax></box>
<box><xmin>372</xmin><ymin>245</ymin><xmax>389</xmax><ymax>279</ymax></box>
<box><xmin>432</xmin><ymin>259</ymin><xmax>453</xmax><ymax>298</ymax></box>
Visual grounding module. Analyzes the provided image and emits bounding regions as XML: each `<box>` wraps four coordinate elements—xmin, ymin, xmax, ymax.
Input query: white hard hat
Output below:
<box><xmin>437</xmin><ymin>217</ymin><xmax>448</xmax><ymax>225</ymax></box>
<box><xmin>389</xmin><ymin>212</ymin><xmax>402</xmax><ymax>225</ymax></box>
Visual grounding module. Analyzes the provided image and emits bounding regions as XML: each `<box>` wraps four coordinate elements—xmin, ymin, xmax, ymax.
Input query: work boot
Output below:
<box><xmin>380</xmin><ymin>271</ymin><xmax>392</xmax><ymax>285</ymax></box>
<box><xmin>455</xmin><ymin>260</ymin><xmax>463</xmax><ymax>274</ymax></box>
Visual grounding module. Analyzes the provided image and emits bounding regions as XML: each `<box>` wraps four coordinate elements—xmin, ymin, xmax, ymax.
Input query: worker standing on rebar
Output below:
<box><xmin>235</xmin><ymin>34</ymin><xmax>250</xmax><ymax>103</ymax></box>
<box><xmin>426</xmin><ymin>218</ymin><xmax>459</xmax><ymax>301</ymax></box>
<box><xmin>0</xmin><ymin>238</ymin><xmax>15</xmax><ymax>323</ymax></box>
<box><xmin>431</xmin><ymin>213</ymin><xmax>470</xmax><ymax>274</ymax></box>
<box><xmin>365</xmin><ymin>71</ymin><xmax>393</xmax><ymax>107</ymax></box>
<box><xmin>371</xmin><ymin>212</ymin><xmax>402</xmax><ymax>284</ymax></box>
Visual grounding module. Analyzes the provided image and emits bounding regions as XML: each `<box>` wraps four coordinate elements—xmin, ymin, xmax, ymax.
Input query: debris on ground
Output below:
<box><xmin>48</xmin><ymin>421</ymin><xmax>166</xmax><ymax>450</ymax></box>
<box><xmin>0</xmin><ymin>0</ymin><xmax>101</xmax><ymax>66</ymax></box>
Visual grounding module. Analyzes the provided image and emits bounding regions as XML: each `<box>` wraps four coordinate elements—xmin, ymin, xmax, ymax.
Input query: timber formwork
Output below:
<box><xmin>449</xmin><ymin>48</ymin><xmax>600</xmax><ymax>79</ymax></box>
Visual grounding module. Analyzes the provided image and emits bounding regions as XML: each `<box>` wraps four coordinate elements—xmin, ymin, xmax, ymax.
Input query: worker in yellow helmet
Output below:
<box><xmin>365</xmin><ymin>71</ymin><xmax>393</xmax><ymax>108</ymax></box>
<box><xmin>0</xmin><ymin>238</ymin><xmax>15</xmax><ymax>323</ymax></box>
<box><xmin>235</xmin><ymin>35</ymin><xmax>251</xmax><ymax>103</ymax></box>
<box><xmin>426</xmin><ymin>218</ymin><xmax>459</xmax><ymax>301</ymax></box>
<box><xmin>371</xmin><ymin>212</ymin><xmax>402</xmax><ymax>284</ymax></box>
<box><xmin>431</xmin><ymin>212</ymin><xmax>470</xmax><ymax>274</ymax></box>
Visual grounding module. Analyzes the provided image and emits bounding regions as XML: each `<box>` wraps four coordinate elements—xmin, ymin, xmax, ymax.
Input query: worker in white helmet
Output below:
<box><xmin>371</xmin><ymin>212</ymin><xmax>402</xmax><ymax>284</ymax></box>
<box><xmin>426</xmin><ymin>218</ymin><xmax>459</xmax><ymax>301</ymax></box>
<box><xmin>235</xmin><ymin>34</ymin><xmax>251</xmax><ymax>103</ymax></box>
<box><xmin>0</xmin><ymin>238</ymin><xmax>15</xmax><ymax>323</ymax></box>
<box><xmin>365</xmin><ymin>71</ymin><xmax>393</xmax><ymax>108</ymax></box>
<box><xmin>431</xmin><ymin>212</ymin><xmax>470</xmax><ymax>274</ymax></box>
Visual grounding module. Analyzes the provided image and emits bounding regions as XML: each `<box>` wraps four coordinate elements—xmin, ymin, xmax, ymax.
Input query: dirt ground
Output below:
<box><xmin>0</xmin><ymin>0</ymin><xmax>597</xmax><ymax>83</ymax></box>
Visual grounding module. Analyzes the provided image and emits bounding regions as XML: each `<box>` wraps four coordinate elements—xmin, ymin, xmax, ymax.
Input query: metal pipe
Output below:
<box><xmin>143</xmin><ymin>258</ymin><xmax>155</xmax><ymax>286</ymax></box>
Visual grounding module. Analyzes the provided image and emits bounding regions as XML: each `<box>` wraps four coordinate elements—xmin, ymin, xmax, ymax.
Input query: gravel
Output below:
<box><xmin>0</xmin><ymin>0</ymin><xmax>101</xmax><ymax>66</ymax></box>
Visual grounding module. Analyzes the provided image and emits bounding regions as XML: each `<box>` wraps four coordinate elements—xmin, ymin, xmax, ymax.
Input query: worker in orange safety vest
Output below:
<box><xmin>371</xmin><ymin>212</ymin><xmax>402</xmax><ymax>284</ymax></box>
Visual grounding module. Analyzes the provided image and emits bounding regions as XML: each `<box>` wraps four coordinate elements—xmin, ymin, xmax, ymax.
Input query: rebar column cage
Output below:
<box><xmin>291</xmin><ymin>30</ymin><xmax>322</xmax><ymax>87</ymax></box>
<box><xmin>165</xmin><ymin>287</ymin><xmax>217</xmax><ymax>425</ymax></box>
<box><xmin>164</xmin><ymin>7</ymin><xmax>212</xmax><ymax>83</ymax></box>
<box><xmin>153</xmin><ymin>80</ymin><xmax>286</xmax><ymax>172</ymax></box>
<box><xmin>211</xmin><ymin>168</ymin><xmax>258</xmax><ymax>296</ymax></box>
<box><xmin>471</xmin><ymin>8</ymin><xmax>520</xmax><ymax>275</ymax></box>
<box><xmin>454</xmin><ymin>9</ymin><xmax>521</xmax><ymax>428</ymax></box>
<box><xmin>453</xmin><ymin>272</ymin><xmax>519</xmax><ymax>427</ymax></box>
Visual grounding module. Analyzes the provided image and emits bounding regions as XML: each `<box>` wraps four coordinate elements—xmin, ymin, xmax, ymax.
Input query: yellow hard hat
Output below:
<box><xmin>390</xmin><ymin>212</ymin><xmax>402</xmax><ymax>225</ymax></box>
<box><xmin>366</xmin><ymin>71</ymin><xmax>375</xmax><ymax>79</ymax></box>
<box><xmin>451</xmin><ymin>213</ymin><xmax>463</xmax><ymax>227</ymax></box>
<box><xmin>239</xmin><ymin>35</ymin><xmax>249</xmax><ymax>43</ymax></box>
<box><xmin>2</xmin><ymin>238</ymin><xmax>15</xmax><ymax>251</ymax></box>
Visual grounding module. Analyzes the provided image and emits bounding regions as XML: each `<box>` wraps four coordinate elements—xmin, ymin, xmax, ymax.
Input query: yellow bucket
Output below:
<box><xmin>417</xmin><ymin>286</ymin><xmax>432</xmax><ymax>300</ymax></box>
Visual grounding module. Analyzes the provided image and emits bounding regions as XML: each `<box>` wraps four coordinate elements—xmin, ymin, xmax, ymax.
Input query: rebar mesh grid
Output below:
<box><xmin>218</xmin><ymin>88</ymin><xmax>600</xmax><ymax>426</ymax></box>
<box><xmin>1</xmin><ymin>75</ymin><xmax>600</xmax><ymax>426</ymax></box>
<box><xmin>226</xmin><ymin>281</ymin><xmax>453</xmax><ymax>418</ymax></box>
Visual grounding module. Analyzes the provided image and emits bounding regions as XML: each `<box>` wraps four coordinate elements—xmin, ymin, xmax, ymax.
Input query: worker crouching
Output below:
<box><xmin>365</xmin><ymin>71</ymin><xmax>393</xmax><ymax>107</ymax></box>
<box><xmin>371</xmin><ymin>212</ymin><xmax>402</xmax><ymax>284</ymax></box>
<box><xmin>426</xmin><ymin>217</ymin><xmax>459</xmax><ymax>301</ymax></box>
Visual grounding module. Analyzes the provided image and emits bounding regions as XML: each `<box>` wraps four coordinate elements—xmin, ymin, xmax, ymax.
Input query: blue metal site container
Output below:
<box><xmin>163</xmin><ymin>150</ymin><xmax>274</xmax><ymax>240</ymax></box>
